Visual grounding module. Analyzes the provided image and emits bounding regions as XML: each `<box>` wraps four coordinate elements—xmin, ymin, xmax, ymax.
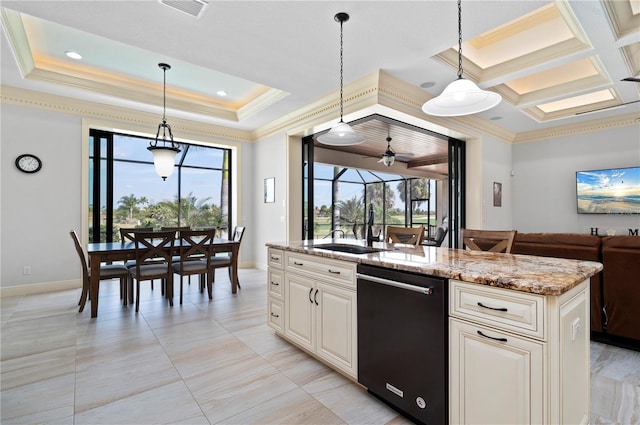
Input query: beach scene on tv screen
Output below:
<box><xmin>577</xmin><ymin>167</ymin><xmax>640</xmax><ymax>214</ymax></box>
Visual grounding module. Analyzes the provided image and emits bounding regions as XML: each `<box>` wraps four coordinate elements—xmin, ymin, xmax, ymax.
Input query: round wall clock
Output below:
<box><xmin>15</xmin><ymin>154</ymin><xmax>42</xmax><ymax>174</ymax></box>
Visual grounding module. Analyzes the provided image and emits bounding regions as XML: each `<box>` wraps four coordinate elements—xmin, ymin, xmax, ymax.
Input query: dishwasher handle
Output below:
<box><xmin>357</xmin><ymin>273</ymin><xmax>433</xmax><ymax>295</ymax></box>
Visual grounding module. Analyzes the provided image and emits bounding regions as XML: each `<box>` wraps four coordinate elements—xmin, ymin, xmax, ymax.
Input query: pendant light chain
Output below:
<box><xmin>457</xmin><ymin>0</ymin><xmax>463</xmax><ymax>79</ymax></box>
<box><xmin>339</xmin><ymin>17</ymin><xmax>344</xmax><ymax>121</ymax></box>
<box><xmin>162</xmin><ymin>65</ymin><xmax>167</xmax><ymax>123</ymax></box>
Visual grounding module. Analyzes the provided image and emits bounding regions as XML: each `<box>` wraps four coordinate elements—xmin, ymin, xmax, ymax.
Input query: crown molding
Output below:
<box><xmin>237</xmin><ymin>88</ymin><xmax>290</xmax><ymax>122</ymax></box>
<box><xmin>513</xmin><ymin>112</ymin><xmax>640</xmax><ymax>144</ymax></box>
<box><xmin>1</xmin><ymin>85</ymin><xmax>252</xmax><ymax>144</ymax></box>
<box><xmin>0</xmin><ymin>7</ymin><xmax>34</xmax><ymax>77</ymax></box>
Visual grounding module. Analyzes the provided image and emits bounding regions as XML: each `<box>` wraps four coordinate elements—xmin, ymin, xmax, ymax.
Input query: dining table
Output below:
<box><xmin>86</xmin><ymin>238</ymin><xmax>240</xmax><ymax>318</ymax></box>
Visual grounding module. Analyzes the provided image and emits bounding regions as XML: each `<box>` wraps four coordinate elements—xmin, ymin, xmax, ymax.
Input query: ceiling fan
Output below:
<box><xmin>576</xmin><ymin>77</ymin><xmax>640</xmax><ymax>115</ymax></box>
<box><xmin>378</xmin><ymin>135</ymin><xmax>414</xmax><ymax>166</ymax></box>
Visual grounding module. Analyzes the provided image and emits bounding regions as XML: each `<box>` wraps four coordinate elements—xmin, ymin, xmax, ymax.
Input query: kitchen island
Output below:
<box><xmin>266</xmin><ymin>239</ymin><xmax>603</xmax><ymax>425</ymax></box>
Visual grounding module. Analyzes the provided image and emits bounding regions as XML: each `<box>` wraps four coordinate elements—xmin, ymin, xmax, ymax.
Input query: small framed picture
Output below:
<box><xmin>264</xmin><ymin>177</ymin><xmax>275</xmax><ymax>203</ymax></box>
<box><xmin>493</xmin><ymin>182</ymin><xmax>502</xmax><ymax>207</ymax></box>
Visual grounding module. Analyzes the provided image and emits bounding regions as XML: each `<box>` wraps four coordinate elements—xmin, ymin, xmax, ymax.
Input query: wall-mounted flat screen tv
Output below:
<box><xmin>576</xmin><ymin>166</ymin><xmax>640</xmax><ymax>214</ymax></box>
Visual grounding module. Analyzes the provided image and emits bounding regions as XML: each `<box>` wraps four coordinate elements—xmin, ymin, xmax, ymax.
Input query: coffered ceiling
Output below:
<box><xmin>1</xmin><ymin>1</ymin><xmax>639</xmax><ymax>172</ymax></box>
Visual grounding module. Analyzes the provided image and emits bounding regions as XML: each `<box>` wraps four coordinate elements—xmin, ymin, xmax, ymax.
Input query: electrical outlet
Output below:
<box><xmin>23</xmin><ymin>266</ymin><xmax>32</xmax><ymax>275</ymax></box>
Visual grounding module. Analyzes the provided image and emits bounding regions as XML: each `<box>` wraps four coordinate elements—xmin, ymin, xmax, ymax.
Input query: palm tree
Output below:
<box><xmin>336</xmin><ymin>196</ymin><xmax>364</xmax><ymax>238</ymax></box>
<box><xmin>397</xmin><ymin>178</ymin><xmax>430</xmax><ymax>207</ymax></box>
<box><xmin>117</xmin><ymin>194</ymin><xmax>148</xmax><ymax>224</ymax></box>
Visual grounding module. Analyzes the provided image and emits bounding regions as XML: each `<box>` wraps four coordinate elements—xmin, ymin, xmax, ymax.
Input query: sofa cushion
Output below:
<box><xmin>601</xmin><ymin>236</ymin><xmax>640</xmax><ymax>341</ymax></box>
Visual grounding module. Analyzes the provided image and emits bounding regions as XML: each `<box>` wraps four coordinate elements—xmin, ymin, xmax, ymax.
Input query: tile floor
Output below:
<box><xmin>1</xmin><ymin>269</ymin><xmax>638</xmax><ymax>424</ymax></box>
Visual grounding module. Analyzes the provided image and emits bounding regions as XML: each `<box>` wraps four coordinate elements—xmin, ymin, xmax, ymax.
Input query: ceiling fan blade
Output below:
<box><xmin>575</xmin><ymin>99</ymin><xmax>640</xmax><ymax>115</ymax></box>
<box><xmin>395</xmin><ymin>154</ymin><xmax>414</xmax><ymax>161</ymax></box>
<box><xmin>622</xmin><ymin>77</ymin><xmax>640</xmax><ymax>82</ymax></box>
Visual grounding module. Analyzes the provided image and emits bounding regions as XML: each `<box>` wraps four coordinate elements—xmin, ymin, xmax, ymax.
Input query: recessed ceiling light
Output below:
<box><xmin>65</xmin><ymin>51</ymin><xmax>82</xmax><ymax>60</ymax></box>
<box><xmin>420</xmin><ymin>82</ymin><xmax>435</xmax><ymax>88</ymax></box>
<box><xmin>216</xmin><ymin>90</ymin><xmax>228</xmax><ymax>97</ymax></box>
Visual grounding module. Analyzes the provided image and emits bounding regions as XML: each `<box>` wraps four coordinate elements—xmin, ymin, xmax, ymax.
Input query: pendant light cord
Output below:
<box><xmin>457</xmin><ymin>0</ymin><xmax>463</xmax><ymax>79</ymax></box>
<box><xmin>339</xmin><ymin>17</ymin><xmax>344</xmax><ymax>122</ymax></box>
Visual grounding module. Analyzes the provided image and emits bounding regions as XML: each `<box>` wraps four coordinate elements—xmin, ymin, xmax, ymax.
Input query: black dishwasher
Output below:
<box><xmin>357</xmin><ymin>264</ymin><xmax>447</xmax><ymax>425</ymax></box>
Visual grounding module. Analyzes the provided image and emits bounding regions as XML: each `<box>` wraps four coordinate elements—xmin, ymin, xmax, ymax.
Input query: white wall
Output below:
<box><xmin>512</xmin><ymin>125</ymin><xmax>640</xmax><ymax>234</ymax></box>
<box><xmin>252</xmin><ymin>131</ymin><xmax>289</xmax><ymax>270</ymax></box>
<box><xmin>1</xmin><ymin>104</ymin><xmax>82</xmax><ymax>289</ymax></box>
<box><xmin>481</xmin><ymin>135</ymin><xmax>513</xmax><ymax>230</ymax></box>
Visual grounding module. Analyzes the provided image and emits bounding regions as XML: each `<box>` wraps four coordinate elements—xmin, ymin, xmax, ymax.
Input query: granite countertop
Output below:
<box><xmin>266</xmin><ymin>239</ymin><xmax>603</xmax><ymax>296</ymax></box>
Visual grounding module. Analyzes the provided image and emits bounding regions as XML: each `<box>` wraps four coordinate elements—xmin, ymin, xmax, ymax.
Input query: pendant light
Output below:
<box><xmin>317</xmin><ymin>12</ymin><xmax>365</xmax><ymax>146</ymax></box>
<box><xmin>381</xmin><ymin>136</ymin><xmax>395</xmax><ymax>167</ymax></box>
<box><xmin>422</xmin><ymin>0</ymin><xmax>501</xmax><ymax>117</ymax></box>
<box><xmin>148</xmin><ymin>63</ymin><xmax>181</xmax><ymax>180</ymax></box>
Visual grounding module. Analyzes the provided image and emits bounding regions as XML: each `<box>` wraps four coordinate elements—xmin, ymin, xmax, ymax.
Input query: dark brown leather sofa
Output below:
<box><xmin>600</xmin><ymin>236</ymin><xmax>640</xmax><ymax>344</ymax></box>
<box><xmin>513</xmin><ymin>232</ymin><xmax>639</xmax><ymax>350</ymax></box>
<box><xmin>513</xmin><ymin>233</ymin><xmax>604</xmax><ymax>332</ymax></box>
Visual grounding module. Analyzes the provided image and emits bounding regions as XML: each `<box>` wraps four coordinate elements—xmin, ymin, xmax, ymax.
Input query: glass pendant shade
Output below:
<box><xmin>317</xmin><ymin>121</ymin><xmax>365</xmax><ymax>146</ymax></box>
<box><xmin>148</xmin><ymin>145</ymin><xmax>179</xmax><ymax>180</ymax></box>
<box><xmin>422</xmin><ymin>77</ymin><xmax>502</xmax><ymax>117</ymax></box>
<box><xmin>422</xmin><ymin>0</ymin><xmax>501</xmax><ymax>117</ymax></box>
<box><xmin>382</xmin><ymin>154</ymin><xmax>395</xmax><ymax>167</ymax></box>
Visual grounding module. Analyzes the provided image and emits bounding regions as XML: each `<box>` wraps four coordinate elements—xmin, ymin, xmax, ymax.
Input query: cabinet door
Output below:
<box><xmin>450</xmin><ymin>318</ymin><xmax>544</xmax><ymax>425</ymax></box>
<box><xmin>284</xmin><ymin>274</ymin><xmax>315</xmax><ymax>351</ymax></box>
<box><xmin>315</xmin><ymin>281</ymin><xmax>357</xmax><ymax>377</ymax></box>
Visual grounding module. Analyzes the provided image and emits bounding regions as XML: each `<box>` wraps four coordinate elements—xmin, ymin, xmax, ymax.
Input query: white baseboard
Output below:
<box><xmin>0</xmin><ymin>279</ymin><xmax>81</xmax><ymax>297</ymax></box>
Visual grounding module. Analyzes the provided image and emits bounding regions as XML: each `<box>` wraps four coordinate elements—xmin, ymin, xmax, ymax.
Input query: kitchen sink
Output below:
<box><xmin>313</xmin><ymin>243</ymin><xmax>385</xmax><ymax>254</ymax></box>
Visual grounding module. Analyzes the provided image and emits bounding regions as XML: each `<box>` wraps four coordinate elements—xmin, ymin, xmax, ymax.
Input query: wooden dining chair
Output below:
<box><xmin>70</xmin><ymin>230</ymin><xmax>130</xmax><ymax>312</ymax></box>
<box><xmin>210</xmin><ymin>226</ymin><xmax>245</xmax><ymax>289</ymax></box>
<box><xmin>461</xmin><ymin>229</ymin><xmax>517</xmax><ymax>253</ymax></box>
<box><xmin>386</xmin><ymin>225</ymin><xmax>425</xmax><ymax>246</ymax></box>
<box><xmin>171</xmin><ymin>229</ymin><xmax>216</xmax><ymax>303</ymax></box>
<box><xmin>423</xmin><ymin>226</ymin><xmax>448</xmax><ymax>247</ymax></box>
<box><xmin>161</xmin><ymin>226</ymin><xmax>191</xmax><ymax>280</ymax></box>
<box><xmin>128</xmin><ymin>230</ymin><xmax>176</xmax><ymax>312</ymax></box>
<box><xmin>119</xmin><ymin>227</ymin><xmax>159</xmax><ymax>292</ymax></box>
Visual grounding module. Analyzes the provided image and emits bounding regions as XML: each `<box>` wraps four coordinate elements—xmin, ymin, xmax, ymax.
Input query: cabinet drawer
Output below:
<box><xmin>285</xmin><ymin>252</ymin><xmax>356</xmax><ymax>289</ymax></box>
<box><xmin>450</xmin><ymin>280</ymin><xmax>546</xmax><ymax>339</ymax></box>
<box><xmin>268</xmin><ymin>299</ymin><xmax>283</xmax><ymax>333</ymax></box>
<box><xmin>268</xmin><ymin>269</ymin><xmax>284</xmax><ymax>298</ymax></box>
<box><xmin>268</xmin><ymin>248</ymin><xmax>284</xmax><ymax>269</ymax></box>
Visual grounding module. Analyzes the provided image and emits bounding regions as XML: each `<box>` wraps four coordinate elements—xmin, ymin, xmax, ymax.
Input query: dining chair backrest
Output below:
<box><xmin>120</xmin><ymin>227</ymin><xmax>153</xmax><ymax>243</ymax></box>
<box><xmin>70</xmin><ymin>230</ymin><xmax>90</xmax><ymax>285</ymax></box>
<box><xmin>232</xmin><ymin>226</ymin><xmax>246</xmax><ymax>243</ymax></box>
<box><xmin>132</xmin><ymin>230</ymin><xmax>176</xmax><ymax>272</ymax></box>
<box><xmin>161</xmin><ymin>226</ymin><xmax>191</xmax><ymax>238</ymax></box>
<box><xmin>461</xmin><ymin>229</ymin><xmax>517</xmax><ymax>253</ymax></box>
<box><xmin>386</xmin><ymin>226</ymin><xmax>425</xmax><ymax>245</ymax></box>
<box><xmin>176</xmin><ymin>229</ymin><xmax>216</xmax><ymax>269</ymax></box>
<box><xmin>425</xmin><ymin>226</ymin><xmax>448</xmax><ymax>247</ymax></box>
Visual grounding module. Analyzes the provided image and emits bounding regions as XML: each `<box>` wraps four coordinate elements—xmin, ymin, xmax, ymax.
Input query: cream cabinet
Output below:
<box><xmin>449</xmin><ymin>279</ymin><xmax>590</xmax><ymax>425</ymax></box>
<box><xmin>267</xmin><ymin>250</ymin><xmax>357</xmax><ymax>378</ymax></box>
<box><xmin>267</xmin><ymin>248</ymin><xmax>284</xmax><ymax>333</ymax></box>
